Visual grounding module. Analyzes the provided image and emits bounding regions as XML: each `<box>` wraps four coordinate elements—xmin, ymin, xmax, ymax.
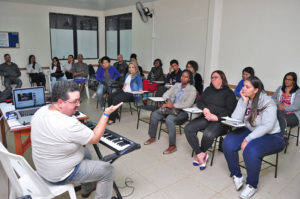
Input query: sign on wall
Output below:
<box><xmin>0</xmin><ymin>32</ymin><xmax>20</xmax><ymax>48</ymax></box>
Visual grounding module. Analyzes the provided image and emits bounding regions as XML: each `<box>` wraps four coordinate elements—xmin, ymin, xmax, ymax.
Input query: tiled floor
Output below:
<box><xmin>2</xmin><ymin>93</ymin><xmax>300</xmax><ymax>199</ymax></box>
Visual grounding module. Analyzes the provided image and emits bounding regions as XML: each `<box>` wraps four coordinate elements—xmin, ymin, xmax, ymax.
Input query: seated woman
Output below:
<box><xmin>107</xmin><ymin>62</ymin><xmax>143</xmax><ymax>124</ymax></box>
<box><xmin>272</xmin><ymin>72</ymin><xmax>300</xmax><ymax>138</ymax></box>
<box><xmin>26</xmin><ymin>55</ymin><xmax>46</xmax><ymax>87</ymax></box>
<box><xmin>186</xmin><ymin>60</ymin><xmax>203</xmax><ymax>96</ymax></box>
<box><xmin>63</xmin><ymin>54</ymin><xmax>74</xmax><ymax>79</ymax></box>
<box><xmin>96</xmin><ymin>56</ymin><xmax>120</xmax><ymax>109</ymax></box>
<box><xmin>234</xmin><ymin>67</ymin><xmax>255</xmax><ymax>98</ymax></box>
<box><xmin>222</xmin><ymin>76</ymin><xmax>285</xmax><ymax>199</ymax></box>
<box><xmin>144</xmin><ymin>70</ymin><xmax>196</xmax><ymax>154</ymax></box>
<box><xmin>50</xmin><ymin>57</ymin><xmax>66</xmax><ymax>88</ymax></box>
<box><xmin>184</xmin><ymin>70</ymin><xmax>236</xmax><ymax>170</ymax></box>
<box><xmin>143</xmin><ymin>58</ymin><xmax>165</xmax><ymax>92</ymax></box>
<box><xmin>130</xmin><ymin>53</ymin><xmax>145</xmax><ymax>78</ymax></box>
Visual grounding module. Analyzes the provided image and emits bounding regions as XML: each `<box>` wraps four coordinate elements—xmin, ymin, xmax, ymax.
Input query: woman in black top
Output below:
<box><xmin>186</xmin><ymin>60</ymin><xmax>203</xmax><ymax>96</ymax></box>
<box><xmin>147</xmin><ymin>58</ymin><xmax>165</xmax><ymax>81</ymax></box>
<box><xmin>184</xmin><ymin>70</ymin><xmax>237</xmax><ymax>170</ymax></box>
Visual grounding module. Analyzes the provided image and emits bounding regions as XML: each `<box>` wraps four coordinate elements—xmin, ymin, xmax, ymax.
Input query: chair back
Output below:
<box><xmin>0</xmin><ymin>143</ymin><xmax>53</xmax><ymax>198</ymax></box>
<box><xmin>88</xmin><ymin>64</ymin><xmax>96</xmax><ymax>76</ymax></box>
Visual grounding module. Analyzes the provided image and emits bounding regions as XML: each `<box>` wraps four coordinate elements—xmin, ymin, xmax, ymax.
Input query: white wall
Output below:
<box><xmin>0</xmin><ymin>1</ymin><xmax>104</xmax><ymax>89</ymax></box>
<box><xmin>219</xmin><ymin>0</ymin><xmax>300</xmax><ymax>91</ymax></box>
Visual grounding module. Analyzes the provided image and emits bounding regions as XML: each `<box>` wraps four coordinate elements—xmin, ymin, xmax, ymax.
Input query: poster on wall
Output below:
<box><xmin>0</xmin><ymin>32</ymin><xmax>20</xmax><ymax>48</ymax></box>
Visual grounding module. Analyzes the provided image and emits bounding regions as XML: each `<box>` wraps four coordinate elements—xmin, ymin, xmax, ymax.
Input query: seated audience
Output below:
<box><xmin>107</xmin><ymin>62</ymin><xmax>143</xmax><ymax>124</ymax></box>
<box><xmin>184</xmin><ymin>70</ymin><xmax>236</xmax><ymax>170</ymax></box>
<box><xmin>96</xmin><ymin>56</ymin><xmax>120</xmax><ymax>109</ymax></box>
<box><xmin>31</xmin><ymin>80</ymin><xmax>122</xmax><ymax>199</ymax></box>
<box><xmin>113</xmin><ymin>54</ymin><xmax>128</xmax><ymax>83</ymax></box>
<box><xmin>64</xmin><ymin>54</ymin><xmax>74</xmax><ymax>79</ymax></box>
<box><xmin>144</xmin><ymin>70</ymin><xmax>196</xmax><ymax>154</ymax></box>
<box><xmin>26</xmin><ymin>55</ymin><xmax>46</xmax><ymax>87</ymax></box>
<box><xmin>130</xmin><ymin>53</ymin><xmax>144</xmax><ymax>78</ymax></box>
<box><xmin>272</xmin><ymin>72</ymin><xmax>300</xmax><ymax>138</ymax></box>
<box><xmin>222</xmin><ymin>76</ymin><xmax>285</xmax><ymax>199</ymax></box>
<box><xmin>186</xmin><ymin>60</ymin><xmax>203</xmax><ymax>96</ymax></box>
<box><xmin>165</xmin><ymin>59</ymin><xmax>182</xmax><ymax>85</ymax></box>
<box><xmin>143</xmin><ymin>58</ymin><xmax>164</xmax><ymax>92</ymax></box>
<box><xmin>234</xmin><ymin>67</ymin><xmax>255</xmax><ymax>98</ymax></box>
<box><xmin>0</xmin><ymin>53</ymin><xmax>22</xmax><ymax>91</ymax></box>
<box><xmin>50</xmin><ymin>57</ymin><xmax>66</xmax><ymax>88</ymax></box>
<box><xmin>72</xmin><ymin>54</ymin><xmax>88</xmax><ymax>93</ymax></box>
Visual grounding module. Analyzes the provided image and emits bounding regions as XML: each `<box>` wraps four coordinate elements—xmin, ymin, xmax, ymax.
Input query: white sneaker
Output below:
<box><xmin>92</xmin><ymin>93</ymin><xmax>97</xmax><ymax>99</ymax></box>
<box><xmin>233</xmin><ymin>175</ymin><xmax>244</xmax><ymax>191</ymax></box>
<box><xmin>240</xmin><ymin>184</ymin><xmax>257</xmax><ymax>199</ymax></box>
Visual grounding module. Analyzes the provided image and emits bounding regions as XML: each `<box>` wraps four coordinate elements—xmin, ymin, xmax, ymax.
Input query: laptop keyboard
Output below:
<box><xmin>19</xmin><ymin>108</ymin><xmax>39</xmax><ymax>117</ymax></box>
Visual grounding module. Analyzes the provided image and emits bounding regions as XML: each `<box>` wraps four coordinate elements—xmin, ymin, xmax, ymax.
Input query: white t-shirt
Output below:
<box><xmin>31</xmin><ymin>106</ymin><xmax>94</xmax><ymax>182</ymax></box>
<box><xmin>123</xmin><ymin>75</ymin><xmax>132</xmax><ymax>92</ymax></box>
<box><xmin>64</xmin><ymin>62</ymin><xmax>73</xmax><ymax>71</ymax></box>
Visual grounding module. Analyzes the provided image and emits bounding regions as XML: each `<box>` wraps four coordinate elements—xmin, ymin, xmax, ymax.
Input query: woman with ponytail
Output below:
<box><xmin>222</xmin><ymin>76</ymin><xmax>285</xmax><ymax>199</ymax></box>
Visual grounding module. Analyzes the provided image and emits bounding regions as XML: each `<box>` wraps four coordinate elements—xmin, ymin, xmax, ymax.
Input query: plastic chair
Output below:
<box><xmin>0</xmin><ymin>143</ymin><xmax>76</xmax><ymax>199</ymax></box>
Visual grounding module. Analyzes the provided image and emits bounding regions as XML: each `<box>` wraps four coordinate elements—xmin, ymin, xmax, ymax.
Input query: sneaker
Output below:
<box><xmin>233</xmin><ymin>175</ymin><xmax>244</xmax><ymax>191</ymax></box>
<box><xmin>240</xmin><ymin>184</ymin><xmax>257</xmax><ymax>199</ymax></box>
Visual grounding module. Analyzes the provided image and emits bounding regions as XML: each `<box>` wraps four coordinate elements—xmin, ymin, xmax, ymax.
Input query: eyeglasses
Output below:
<box><xmin>285</xmin><ymin>78</ymin><xmax>293</xmax><ymax>81</ymax></box>
<box><xmin>211</xmin><ymin>76</ymin><xmax>219</xmax><ymax>80</ymax></box>
<box><xmin>65</xmin><ymin>99</ymin><xmax>81</xmax><ymax>105</ymax></box>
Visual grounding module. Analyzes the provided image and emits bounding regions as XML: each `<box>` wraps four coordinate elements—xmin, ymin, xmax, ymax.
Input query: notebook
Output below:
<box><xmin>13</xmin><ymin>87</ymin><xmax>46</xmax><ymax>125</ymax></box>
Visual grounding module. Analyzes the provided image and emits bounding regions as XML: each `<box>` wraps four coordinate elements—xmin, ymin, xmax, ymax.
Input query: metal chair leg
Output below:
<box><xmin>137</xmin><ymin>107</ymin><xmax>141</xmax><ymax>129</ymax></box>
<box><xmin>275</xmin><ymin>152</ymin><xmax>278</xmax><ymax>178</ymax></box>
<box><xmin>210</xmin><ymin>137</ymin><xmax>218</xmax><ymax>166</ymax></box>
<box><xmin>284</xmin><ymin>127</ymin><xmax>292</xmax><ymax>153</ymax></box>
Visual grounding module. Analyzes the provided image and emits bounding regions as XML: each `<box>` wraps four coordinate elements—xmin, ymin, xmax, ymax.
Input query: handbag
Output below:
<box><xmin>157</xmin><ymin>107</ymin><xmax>181</xmax><ymax>115</ymax></box>
<box><xmin>51</xmin><ymin>72</ymin><xmax>64</xmax><ymax>78</ymax></box>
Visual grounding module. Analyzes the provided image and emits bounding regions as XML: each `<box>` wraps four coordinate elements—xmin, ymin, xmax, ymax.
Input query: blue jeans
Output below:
<box><xmin>51</xmin><ymin>75</ymin><xmax>67</xmax><ymax>88</ymax></box>
<box><xmin>222</xmin><ymin>128</ymin><xmax>285</xmax><ymax>188</ymax></box>
<box><xmin>49</xmin><ymin>148</ymin><xmax>114</xmax><ymax>199</ymax></box>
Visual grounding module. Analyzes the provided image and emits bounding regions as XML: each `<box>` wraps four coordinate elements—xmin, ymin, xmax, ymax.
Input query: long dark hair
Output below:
<box><xmin>51</xmin><ymin>57</ymin><xmax>61</xmax><ymax>71</ymax></box>
<box><xmin>281</xmin><ymin>72</ymin><xmax>299</xmax><ymax>94</ymax></box>
<box><xmin>29</xmin><ymin>55</ymin><xmax>36</xmax><ymax>69</ymax></box>
<box><xmin>246</xmin><ymin>76</ymin><xmax>265</xmax><ymax>127</ymax></box>
<box><xmin>153</xmin><ymin>58</ymin><xmax>162</xmax><ymax>67</ymax></box>
<box><xmin>210</xmin><ymin>70</ymin><xmax>228</xmax><ymax>88</ymax></box>
<box><xmin>186</xmin><ymin>60</ymin><xmax>199</xmax><ymax>72</ymax></box>
<box><xmin>182</xmin><ymin>69</ymin><xmax>193</xmax><ymax>85</ymax></box>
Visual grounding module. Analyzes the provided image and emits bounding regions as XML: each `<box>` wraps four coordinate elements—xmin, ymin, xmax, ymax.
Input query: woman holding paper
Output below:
<box><xmin>106</xmin><ymin>62</ymin><xmax>143</xmax><ymax>124</ymax></box>
<box><xmin>222</xmin><ymin>76</ymin><xmax>285</xmax><ymax>199</ymax></box>
<box><xmin>184</xmin><ymin>70</ymin><xmax>236</xmax><ymax>170</ymax></box>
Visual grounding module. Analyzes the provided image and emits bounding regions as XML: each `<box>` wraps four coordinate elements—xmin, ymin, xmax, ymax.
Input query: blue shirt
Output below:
<box><xmin>234</xmin><ymin>79</ymin><xmax>244</xmax><ymax>98</ymax></box>
<box><xmin>171</xmin><ymin>83</ymin><xmax>185</xmax><ymax>104</ymax></box>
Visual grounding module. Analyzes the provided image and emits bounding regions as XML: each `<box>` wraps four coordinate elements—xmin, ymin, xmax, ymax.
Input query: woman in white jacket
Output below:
<box><xmin>222</xmin><ymin>76</ymin><xmax>285</xmax><ymax>199</ymax></box>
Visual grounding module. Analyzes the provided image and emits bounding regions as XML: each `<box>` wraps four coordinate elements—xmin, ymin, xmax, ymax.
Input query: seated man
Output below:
<box><xmin>72</xmin><ymin>54</ymin><xmax>88</xmax><ymax>93</ymax></box>
<box><xmin>0</xmin><ymin>54</ymin><xmax>22</xmax><ymax>91</ymax></box>
<box><xmin>113</xmin><ymin>54</ymin><xmax>128</xmax><ymax>83</ymax></box>
<box><xmin>31</xmin><ymin>80</ymin><xmax>122</xmax><ymax>199</ymax></box>
<box><xmin>165</xmin><ymin>59</ymin><xmax>182</xmax><ymax>85</ymax></box>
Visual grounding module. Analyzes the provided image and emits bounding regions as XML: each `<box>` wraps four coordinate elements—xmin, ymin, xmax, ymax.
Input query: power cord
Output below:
<box><xmin>117</xmin><ymin>177</ymin><xmax>135</xmax><ymax>197</ymax></box>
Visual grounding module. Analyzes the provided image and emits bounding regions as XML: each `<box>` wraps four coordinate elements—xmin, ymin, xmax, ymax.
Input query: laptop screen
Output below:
<box><xmin>13</xmin><ymin>87</ymin><xmax>46</xmax><ymax>110</ymax></box>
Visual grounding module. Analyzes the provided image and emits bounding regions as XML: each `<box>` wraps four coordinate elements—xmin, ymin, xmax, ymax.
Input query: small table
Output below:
<box><xmin>183</xmin><ymin>107</ymin><xmax>203</xmax><ymax>121</ymax></box>
<box><xmin>0</xmin><ymin>103</ymin><xmax>88</xmax><ymax>155</ymax></box>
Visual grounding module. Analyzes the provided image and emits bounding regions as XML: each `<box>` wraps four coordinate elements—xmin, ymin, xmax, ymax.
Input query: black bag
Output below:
<box><xmin>157</xmin><ymin>107</ymin><xmax>181</xmax><ymax>115</ymax></box>
<box><xmin>51</xmin><ymin>72</ymin><xmax>64</xmax><ymax>78</ymax></box>
<box><xmin>0</xmin><ymin>89</ymin><xmax>12</xmax><ymax>102</ymax></box>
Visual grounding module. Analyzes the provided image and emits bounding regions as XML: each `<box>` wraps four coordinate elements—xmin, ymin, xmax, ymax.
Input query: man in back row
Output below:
<box><xmin>31</xmin><ymin>80</ymin><xmax>122</xmax><ymax>199</ymax></box>
<box><xmin>0</xmin><ymin>54</ymin><xmax>22</xmax><ymax>91</ymax></box>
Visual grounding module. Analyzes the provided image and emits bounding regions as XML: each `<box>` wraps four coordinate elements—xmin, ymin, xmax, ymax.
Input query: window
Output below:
<box><xmin>49</xmin><ymin>13</ymin><xmax>98</xmax><ymax>59</ymax></box>
<box><xmin>105</xmin><ymin>13</ymin><xmax>132</xmax><ymax>60</ymax></box>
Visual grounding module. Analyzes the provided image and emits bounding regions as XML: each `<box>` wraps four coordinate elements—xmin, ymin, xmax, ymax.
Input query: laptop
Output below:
<box><xmin>12</xmin><ymin>87</ymin><xmax>46</xmax><ymax>125</ymax></box>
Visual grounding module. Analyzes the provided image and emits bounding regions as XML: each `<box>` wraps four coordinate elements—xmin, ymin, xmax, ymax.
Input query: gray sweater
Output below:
<box><xmin>232</xmin><ymin>92</ymin><xmax>280</xmax><ymax>142</ymax></box>
<box><xmin>272</xmin><ymin>86</ymin><xmax>300</xmax><ymax>121</ymax></box>
<box><xmin>72</xmin><ymin>62</ymin><xmax>88</xmax><ymax>78</ymax></box>
<box><xmin>163</xmin><ymin>83</ymin><xmax>196</xmax><ymax>109</ymax></box>
<box><xmin>0</xmin><ymin>62</ymin><xmax>21</xmax><ymax>78</ymax></box>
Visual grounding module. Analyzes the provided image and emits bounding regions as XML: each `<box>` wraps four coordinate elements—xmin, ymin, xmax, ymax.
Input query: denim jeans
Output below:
<box><xmin>148</xmin><ymin>110</ymin><xmax>188</xmax><ymax>146</ymax></box>
<box><xmin>49</xmin><ymin>148</ymin><xmax>114</xmax><ymax>199</ymax></box>
<box><xmin>96</xmin><ymin>84</ymin><xmax>106</xmax><ymax>107</ymax></box>
<box><xmin>222</xmin><ymin>128</ymin><xmax>285</xmax><ymax>188</ymax></box>
<box><xmin>51</xmin><ymin>75</ymin><xmax>67</xmax><ymax>88</ymax></box>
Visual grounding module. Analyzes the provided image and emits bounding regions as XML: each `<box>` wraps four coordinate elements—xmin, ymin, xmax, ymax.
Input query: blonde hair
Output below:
<box><xmin>128</xmin><ymin>62</ymin><xmax>140</xmax><ymax>77</ymax></box>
